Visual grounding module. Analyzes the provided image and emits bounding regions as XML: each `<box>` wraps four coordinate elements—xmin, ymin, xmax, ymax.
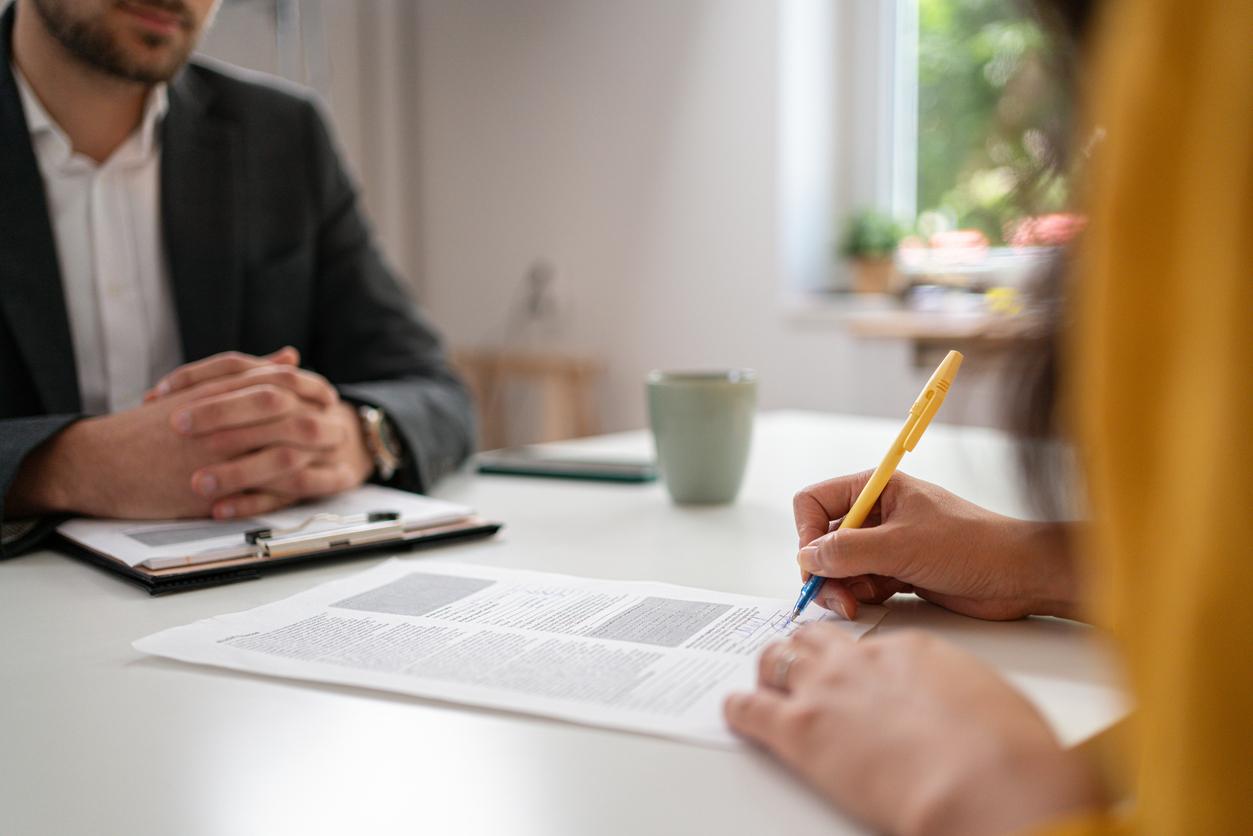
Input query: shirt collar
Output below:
<box><xmin>134</xmin><ymin>81</ymin><xmax>168</xmax><ymax>159</ymax></box>
<box><xmin>12</xmin><ymin>61</ymin><xmax>53</xmax><ymax>136</ymax></box>
<box><xmin>11</xmin><ymin>61</ymin><xmax>168</xmax><ymax>168</ymax></box>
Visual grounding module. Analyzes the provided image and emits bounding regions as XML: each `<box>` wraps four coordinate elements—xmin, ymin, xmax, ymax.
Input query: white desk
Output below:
<box><xmin>0</xmin><ymin>412</ymin><xmax>1125</xmax><ymax>836</ymax></box>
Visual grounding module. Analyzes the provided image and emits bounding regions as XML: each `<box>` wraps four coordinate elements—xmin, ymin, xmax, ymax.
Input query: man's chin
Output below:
<box><xmin>109</xmin><ymin>31</ymin><xmax>192</xmax><ymax>82</ymax></box>
<box><xmin>32</xmin><ymin>0</ymin><xmax>198</xmax><ymax>84</ymax></box>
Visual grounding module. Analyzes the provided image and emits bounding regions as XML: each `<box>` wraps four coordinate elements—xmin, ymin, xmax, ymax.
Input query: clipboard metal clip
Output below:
<box><xmin>245</xmin><ymin>510</ymin><xmax>403</xmax><ymax>558</ymax></box>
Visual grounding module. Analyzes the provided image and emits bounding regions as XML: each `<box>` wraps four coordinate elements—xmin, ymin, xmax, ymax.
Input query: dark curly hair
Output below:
<box><xmin>1003</xmin><ymin>0</ymin><xmax>1098</xmax><ymax>518</ymax></box>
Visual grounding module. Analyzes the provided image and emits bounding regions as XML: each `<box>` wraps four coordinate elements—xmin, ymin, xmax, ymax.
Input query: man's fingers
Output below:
<box><xmin>191</xmin><ymin>445</ymin><xmax>315</xmax><ymax>498</ymax></box>
<box><xmin>162</xmin><ymin>363</ymin><xmax>337</xmax><ymax>411</ymax></box>
<box><xmin>211</xmin><ymin>491</ymin><xmax>298</xmax><ymax>520</ymax></box>
<box><xmin>196</xmin><ymin>364</ymin><xmax>337</xmax><ymax>408</ymax></box>
<box><xmin>172</xmin><ymin>384</ymin><xmax>300</xmax><ymax>435</ymax></box>
<box><xmin>150</xmin><ymin>347</ymin><xmax>299</xmax><ymax>398</ymax></box>
<box><xmin>153</xmin><ymin>348</ymin><xmax>294</xmax><ymax>397</ymax></box>
<box><xmin>263</xmin><ymin>462</ymin><xmax>360</xmax><ymax>499</ymax></box>
<box><xmin>205</xmin><ymin>411</ymin><xmax>347</xmax><ymax>456</ymax></box>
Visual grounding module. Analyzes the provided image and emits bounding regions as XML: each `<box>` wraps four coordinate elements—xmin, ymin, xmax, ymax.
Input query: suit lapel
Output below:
<box><xmin>0</xmin><ymin>6</ymin><xmax>81</xmax><ymax>413</ymax></box>
<box><xmin>162</xmin><ymin>68</ymin><xmax>244</xmax><ymax>362</ymax></box>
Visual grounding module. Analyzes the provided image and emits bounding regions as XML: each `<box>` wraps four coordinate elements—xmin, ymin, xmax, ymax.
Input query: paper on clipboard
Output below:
<box><xmin>57</xmin><ymin>484</ymin><xmax>473</xmax><ymax>568</ymax></box>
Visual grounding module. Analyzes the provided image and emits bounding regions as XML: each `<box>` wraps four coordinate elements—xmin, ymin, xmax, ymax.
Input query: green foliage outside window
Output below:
<box><xmin>917</xmin><ymin>0</ymin><xmax>1069</xmax><ymax>245</ymax></box>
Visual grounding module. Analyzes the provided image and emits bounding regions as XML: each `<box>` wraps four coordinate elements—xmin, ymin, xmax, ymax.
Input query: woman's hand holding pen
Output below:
<box><xmin>793</xmin><ymin>471</ymin><xmax>1082</xmax><ymax>621</ymax></box>
<box><xmin>723</xmin><ymin>471</ymin><xmax>1103</xmax><ymax>833</ymax></box>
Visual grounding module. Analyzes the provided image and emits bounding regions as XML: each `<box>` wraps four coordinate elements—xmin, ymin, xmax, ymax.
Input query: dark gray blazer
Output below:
<box><xmin>0</xmin><ymin>5</ymin><xmax>475</xmax><ymax>556</ymax></box>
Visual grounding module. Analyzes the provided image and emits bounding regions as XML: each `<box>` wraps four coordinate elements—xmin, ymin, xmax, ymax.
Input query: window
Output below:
<box><xmin>913</xmin><ymin>0</ymin><xmax>1071</xmax><ymax>247</ymax></box>
<box><xmin>777</xmin><ymin>0</ymin><xmax>1078</xmax><ymax>296</ymax></box>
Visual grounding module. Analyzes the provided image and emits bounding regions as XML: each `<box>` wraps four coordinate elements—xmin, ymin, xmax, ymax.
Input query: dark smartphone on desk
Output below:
<box><xmin>476</xmin><ymin>447</ymin><xmax>658</xmax><ymax>483</ymax></box>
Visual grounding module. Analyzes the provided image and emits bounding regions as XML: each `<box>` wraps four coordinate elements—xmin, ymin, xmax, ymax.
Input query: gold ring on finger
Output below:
<box><xmin>773</xmin><ymin>648</ymin><xmax>799</xmax><ymax>691</ymax></box>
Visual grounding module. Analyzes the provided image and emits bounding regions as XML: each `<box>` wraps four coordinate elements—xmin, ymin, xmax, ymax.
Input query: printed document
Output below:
<box><xmin>134</xmin><ymin>559</ymin><xmax>887</xmax><ymax>746</ymax></box>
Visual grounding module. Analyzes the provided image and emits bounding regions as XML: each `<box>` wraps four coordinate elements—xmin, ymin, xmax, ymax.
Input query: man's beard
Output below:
<box><xmin>31</xmin><ymin>0</ymin><xmax>198</xmax><ymax>84</ymax></box>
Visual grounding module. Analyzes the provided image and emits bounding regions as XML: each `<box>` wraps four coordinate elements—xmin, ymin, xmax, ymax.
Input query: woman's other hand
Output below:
<box><xmin>725</xmin><ymin>624</ymin><xmax>1102</xmax><ymax>835</ymax></box>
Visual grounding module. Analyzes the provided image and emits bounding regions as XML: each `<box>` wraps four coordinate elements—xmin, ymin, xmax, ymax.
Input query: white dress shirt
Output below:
<box><xmin>14</xmin><ymin>65</ymin><xmax>183</xmax><ymax>415</ymax></box>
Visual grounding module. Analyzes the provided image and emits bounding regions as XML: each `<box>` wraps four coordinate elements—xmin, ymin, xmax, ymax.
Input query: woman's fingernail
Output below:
<box><xmin>156</xmin><ymin>380</ymin><xmax>171</xmax><ymax>396</ymax></box>
<box><xmin>195</xmin><ymin>473</ymin><xmax>218</xmax><ymax>496</ymax></box>
<box><xmin>217</xmin><ymin>503</ymin><xmax>235</xmax><ymax>519</ymax></box>
<box><xmin>837</xmin><ymin>600</ymin><xmax>853</xmax><ymax>620</ymax></box>
<box><xmin>798</xmin><ymin>545</ymin><xmax>821</xmax><ymax>568</ymax></box>
<box><xmin>173</xmin><ymin>410</ymin><xmax>191</xmax><ymax>433</ymax></box>
<box><xmin>850</xmin><ymin>580</ymin><xmax>874</xmax><ymax>599</ymax></box>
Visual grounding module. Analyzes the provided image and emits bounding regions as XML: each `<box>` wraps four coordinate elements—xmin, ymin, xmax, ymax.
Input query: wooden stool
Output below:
<box><xmin>453</xmin><ymin>349</ymin><xmax>604</xmax><ymax>449</ymax></box>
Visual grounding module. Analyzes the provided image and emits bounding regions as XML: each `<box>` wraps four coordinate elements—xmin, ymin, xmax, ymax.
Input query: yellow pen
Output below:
<box><xmin>787</xmin><ymin>349</ymin><xmax>963</xmax><ymax>622</ymax></box>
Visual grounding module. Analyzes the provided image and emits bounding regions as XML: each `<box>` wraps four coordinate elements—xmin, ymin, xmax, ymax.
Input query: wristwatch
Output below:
<box><xmin>356</xmin><ymin>404</ymin><xmax>404</xmax><ymax>482</ymax></box>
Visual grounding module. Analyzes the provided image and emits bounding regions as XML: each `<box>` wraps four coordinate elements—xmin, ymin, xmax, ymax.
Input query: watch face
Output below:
<box><xmin>358</xmin><ymin>406</ymin><xmax>402</xmax><ymax>480</ymax></box>
<box><xmin>377</xmin><ymin>415</ymin><xmax>403</xmax><ymax>459</ymax></box>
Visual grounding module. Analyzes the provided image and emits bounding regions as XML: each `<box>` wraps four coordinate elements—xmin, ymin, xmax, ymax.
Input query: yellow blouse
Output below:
<box><xmin>1053</xmin><ymin>0</ymin><xmax>1253</xmax><ymax>832</ymax></box>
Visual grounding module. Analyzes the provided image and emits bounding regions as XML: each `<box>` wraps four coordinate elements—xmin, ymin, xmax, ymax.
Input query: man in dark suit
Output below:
<box><xmin>0</xmin><ymin>0</ymin><xmax>475</xmax><ymax>555</ymax></box>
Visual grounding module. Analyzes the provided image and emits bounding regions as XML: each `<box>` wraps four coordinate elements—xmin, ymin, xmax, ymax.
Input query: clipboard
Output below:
<box><xmin>57</xmin><ymin>503</ymin><xmax>502</xmax><ymax>595</ymax></box>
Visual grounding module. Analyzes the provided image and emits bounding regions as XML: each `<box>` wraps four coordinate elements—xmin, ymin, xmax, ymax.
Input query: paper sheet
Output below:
<box><xmin>134</xmin><ymin>559</ymin><xmax>887</xmax><ymax>746</ymax></box>
<box><xmin>58</xmin><ymin>485</ymin><xmax>472</xmax><ymax>567</ymax></box>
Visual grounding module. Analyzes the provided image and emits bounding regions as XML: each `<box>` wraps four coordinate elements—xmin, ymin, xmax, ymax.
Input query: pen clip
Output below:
<box><xmin>245</xmin><ymin>510</ymin><xmax>403</xmax><ymax>558</ymax></box>
<box><xmin>904</xmin><ymin>389</ymin><xmax>941</xmax><ymax>451</ymax></box>
<box><xmin>903</xmin><ymin>350</ymin><xmax>963</xmax><ymax>451</ymax></box>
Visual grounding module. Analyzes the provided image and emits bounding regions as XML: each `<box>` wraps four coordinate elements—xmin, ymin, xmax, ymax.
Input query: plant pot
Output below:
<box><xmin>850</xmin><ymin>257</ymin><xmax>897</xmax><ymax>294</ymax></box>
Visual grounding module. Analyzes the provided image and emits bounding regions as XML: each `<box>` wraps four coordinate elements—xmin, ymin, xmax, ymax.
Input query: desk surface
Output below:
<box><xmin>0</xmin><ymin>411</ymin><xmax>1125</xmax><ymax>836</ymax></box>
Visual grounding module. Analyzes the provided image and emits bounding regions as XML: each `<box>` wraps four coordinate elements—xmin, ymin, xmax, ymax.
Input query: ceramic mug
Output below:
<box><xmin>646</xmin><ymin>370</ymin><xmax>757</xmax><ymax>504</ymax></box>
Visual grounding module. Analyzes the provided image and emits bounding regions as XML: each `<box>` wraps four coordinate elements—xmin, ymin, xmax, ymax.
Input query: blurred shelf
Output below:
<box><xmin>842</xmin><ymin>309</ymin><xmax>1029</xmax><ymax>342</ymax></box>
<box><xmin>782</xmin><ymin>290</ymin><xmax>1033</xmax><ymax>370</ymax></box>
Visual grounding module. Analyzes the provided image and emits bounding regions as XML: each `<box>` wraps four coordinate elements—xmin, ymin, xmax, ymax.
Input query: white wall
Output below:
<box><xmin>413</xmin><ymin>0</ymin><xmax>978</xmax><ymax>434</ymax></box>
<box><xmin>202</xmin><ymin>0</ymin><xmax>1009</xmax><ymax>435</ymax></box>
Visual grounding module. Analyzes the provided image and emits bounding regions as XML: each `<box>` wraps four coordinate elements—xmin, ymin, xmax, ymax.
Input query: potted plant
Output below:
<box><xmin>839</xmin><ymin>209</ymin><xmax>906</xmax><ymax>294</ymax></box>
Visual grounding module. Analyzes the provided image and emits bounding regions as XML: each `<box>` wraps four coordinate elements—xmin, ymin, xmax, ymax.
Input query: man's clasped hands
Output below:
<box><xmin>11</xmin><ymin>348</ymin><xmax>373</xmax><ymax>520</ymax></box>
